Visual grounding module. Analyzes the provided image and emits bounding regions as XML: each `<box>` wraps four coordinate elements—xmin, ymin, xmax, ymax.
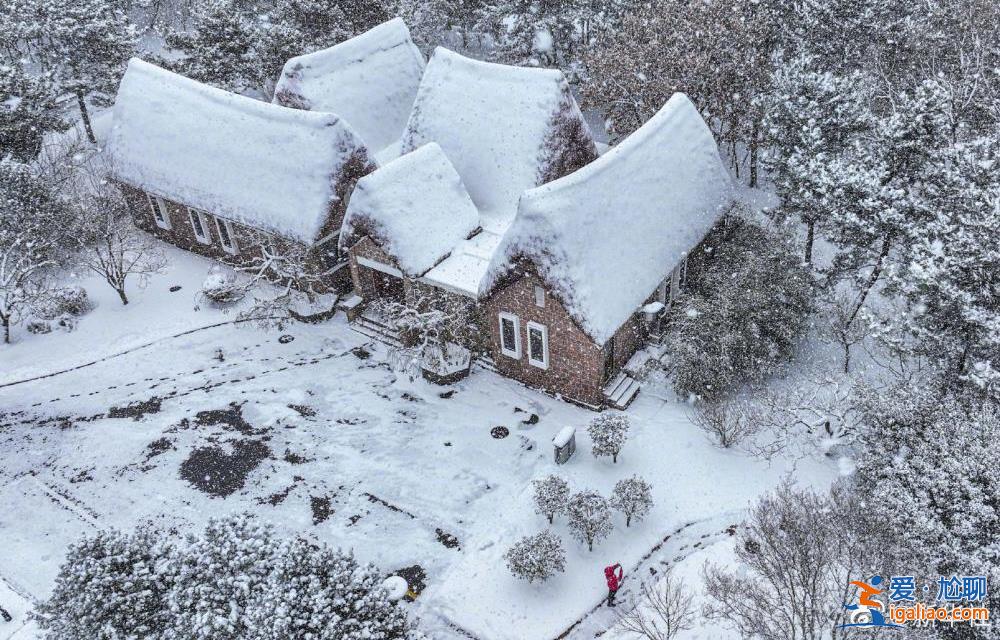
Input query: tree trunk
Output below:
<box><xmin>626</xmin><ymin>514</ymin><xmax>632</xmax><ymax>527</ymax></box>
<box><xmin>804</xmin><ymin>221</ymin><xmax>815</xmax><ymax>265</ymax></box>
<box><xmin>548</xmin><ymin>513</ymin><xmax>554</xmax><ymax>524</ymax></box>
<box><xmin>2</xmin><ymin>315</ymin><xmax>9</xmax><ymax>344</ymax></box>
<box><xmin>843</xmin><ymin>343</ymin><xmax>851</xmax><ymax>374</ymax></box>
<box><xmin>748</xmin><ymin>121</ymin><xmax>759</xmax><ymax>188</ymax></box>
<box><xmin>117</xmin><ymin>287</ymin><xmax>129</xmax><ymax>305</ymax></box>
<box><xmin>847</xmin><ymin>233</ymin><xmax>892</xmax><ymax>327</ymax></box>
<box><xmin>76</xmin><ymin>89</ymin><xmax>97</xmax><ymax>144</ymax></box>
<box><xmin>588</xmin><ymin>539</ymin><xmax>593</xmax><ymax>552</ymax></box>
<box><xmin>613</xmin><ymin>452</ymin><xmax>618</xmax><ymax>463</ymax></box>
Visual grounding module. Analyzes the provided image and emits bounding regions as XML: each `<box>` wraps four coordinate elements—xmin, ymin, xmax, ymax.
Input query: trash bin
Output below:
<box><xmin>552</xmin><ymin>426</ymin><xmax>576</xmax><ymax>464</ymax></box>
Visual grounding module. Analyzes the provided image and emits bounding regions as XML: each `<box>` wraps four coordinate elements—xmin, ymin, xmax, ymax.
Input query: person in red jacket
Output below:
<box><xmin>604</xmin><ymin>563</ymin><xmax>624</xmax><ymax>606</ymax></box>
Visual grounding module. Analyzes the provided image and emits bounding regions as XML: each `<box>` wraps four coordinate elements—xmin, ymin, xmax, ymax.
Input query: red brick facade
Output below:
<box><xmin>121</xmin><ymin>183</ymin><xmax>349</xmax><ymax>291</ymax></box>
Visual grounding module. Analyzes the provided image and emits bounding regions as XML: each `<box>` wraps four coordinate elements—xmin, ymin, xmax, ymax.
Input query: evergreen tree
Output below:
<box><xmin>532</xmin><ymin>474</ymin><xmax>570</xmax><ymax>524</ymax></box>
<box><xmin>0</xmin><ymin>64</ymin><xmax>65</xmax><ymax>161</ymax></box>
<box><xmin>587</xmin><ymin>413</ymin><xmax>630</xmax><ymax>463</ymax></box>
<box><xmin>566</xmin><ymin>490</ymin><xmax>613</xmax><ymax>551</ymax></box>
<box><xmin>610</xmin><ymin>475</ymin><xmax>653</xmax><ymax>527</ymax></box>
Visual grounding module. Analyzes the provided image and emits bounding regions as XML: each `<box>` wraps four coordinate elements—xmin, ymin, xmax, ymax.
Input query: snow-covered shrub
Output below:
<box><xmin>36</xmin><ymin>514</ymin><xmax>424</xmax><ymax>640</ymax></box>
<box><xmin>616</xmin><ymin>569</ymin><xmax>696</xmax><ymax>639</ymax></box>
<box><xmin>566</xmin><ymin>490</ymin><xmax>614</xmax><ymax>552</ymax></box>
<box><xmin>199</xmin><ymin>267</ymin><xmax>246</xmax><ymax>306</ymax></box>
<box><xmin>34</xmin><ymin>528</ymin><xmax>175</xmax><ymax>640</ymax></box>
<box><xmin>35</xmin><ymin>285</ymin><xmax>91</xmax><ymax>319</ymax></box>
<box><xmin>504</xmin><ymin>531</ymin><xmax>566</xmax><ymax>583</ymax></box>
<box><xmin>250</xmin><ymin>537</ymin><xmax>418</xmax><ymax>639</ymax></box>
<box><xmin>55</xmin><ymin>314</ymin><xmax>78</xmax><ymax>332</ymax></box>
<box><xmin>587</xmin><ymin>413</ymin><xmax>630</xmax><ymax>463</ymax></box>
<box><xmin>610</xmin><ymin>475</ymin><xmax>654</xmax><ymax>527</ymax></box>
<box><xmin>532</xmin><ymin>474</ymin><xmax>570</xmax><ymax>524</ymax></box>
<box><xmin>26</xmin><ymin>319</ymin><xmax>51</xmax><ymax>334</ymax></box>
<box><xmin>665</xmin><ymin>214</ymin><xmax>814</xmax><ymax>401</ymax></box>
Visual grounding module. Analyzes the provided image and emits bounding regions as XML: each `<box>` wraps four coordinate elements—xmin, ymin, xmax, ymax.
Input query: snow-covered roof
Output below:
<box><xmin>340</xmin><ymin>143</ymin><xmax>480</xmax><ymax>277</ymax></box>
<box><xmin>401</xmin><ymin>47</ymin><xmax>596</xmax><ymax>225</ymax></box>
<box><xmin>487</xmin><ymin>94</ymin><xmax>734</xmax><ymax>345</ymax></box>
<box><xmin>273</xmin><ymin>19</ymin><xmax>425</xmax><ymax>154</ymax></box>
<box><xmin>107</xmin><ymin>58</ymin><xmax>372</xmax><ymax>244</ymax></box>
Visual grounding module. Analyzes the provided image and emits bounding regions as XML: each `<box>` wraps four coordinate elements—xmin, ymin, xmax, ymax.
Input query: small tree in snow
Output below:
<box><xmin>689</xmin><ymin>398</ymin><xmax>760</xmax><ymax>449</ymax></box>
<box><xmin>616</xmin><ymin>570</ymin><xmax>696</xmax><ymax>640</ymax></box>
<box><xmin>610</xmin><ymin>475</ymin><xmax>653</xmax><ymax>527</ymax></box>
<box><xmin>72</xmin><ymin>169</ymin><xmax>167</xmax><ymax>305</ymax></box>
<box><xmin>567</xmin><ymin>490</ymin><xmax>613</xmax><ymax>552</ymax></box>
<box><xmin>587</xmin><ymin>413</ymin><xmax>630</xmax><ymax>463</ymax></box>
<box><xmin>504</xmin><ymin>530</ymin><xmax>566</xmax><ymax>584</ymax></box>
<box><xmin>532</xmin><ymin>474</ymin><xmax>570</xmax><ymax>524</ymax></box>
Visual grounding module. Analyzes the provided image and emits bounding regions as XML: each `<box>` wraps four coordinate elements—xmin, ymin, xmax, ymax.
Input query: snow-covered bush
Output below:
<box><xmin>35</xmin><ymin>286</ymin><xmax>92</xmax><ymax>319</ymax></box>
<box><xmin>504</xmin><ymin>531</ymin><xmax>567</xmax><ymax>584</ymax></box>
<box><xmin>199</xmin><ymin>267</ymin><xmax>247</xmax><ymax>306</ymax></box>
<box><xmin>34</xmin><ymin>528</ymin><xmax>175</xmax><ymax>640</ymax></box>
<box><xmin>616</xmin><ymin>569</ymin><xmax>696</xmax><ymax>639</ymax></box>
<box><xmin>36</xmin><ymin>514</ymin><xmax>424</xmax><ymax>640</ymax></box>
<box><xmin>665</xmin><ymin>215</ymin><xmax>814</xmax><ymax>401</ymax></box>
<box><xmin>532</xmin><ymin>474</ymin><xmax>570</xmax><ymax>524</ymax></box>
<box><xmin>566</xmin><ymin>490</ymin><xmax>614</xmax><ymax>552</ymax></box>
<box><xmin>610</xmin><ymin>475</ymin><xmax>654</xmax><ymax>527</ymax></box>
<box><xmin>587</xmin><ymin>413</ymin><xmax>630</xmax><ymax>463</ymax></box>
<box><xmin>25</xmin><ymin>319</ymin><xmax>51</xmax><ymax>334</ymax></box>
<box><xmin>250</xmin><ymin>537</ymin><xmax>417</xmax><ymax>639</ymax></box>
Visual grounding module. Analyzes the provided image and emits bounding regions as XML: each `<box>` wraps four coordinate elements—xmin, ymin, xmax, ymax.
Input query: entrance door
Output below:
<box><xmin>373</xmin><ymin>270</ymin><xmax>405</xmax><ymax>303</ymax></box>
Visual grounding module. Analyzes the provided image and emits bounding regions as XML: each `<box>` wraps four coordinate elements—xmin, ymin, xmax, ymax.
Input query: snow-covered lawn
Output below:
<box><xmin>0</xmin><ymin>248</ymin><xmax>835</xmax><ymax>639</ymax></box>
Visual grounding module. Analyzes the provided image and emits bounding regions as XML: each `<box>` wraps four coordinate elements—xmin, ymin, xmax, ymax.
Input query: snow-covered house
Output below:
<box><xmin>482</xmin><ymin>94</ymin><xmax>734</xmax><ymax>408</ymax></box>
<box><xmin>272</xmin><ymin>18</ymin><xmax>425</xmax><ymax>159</ymax></box>
<box><xmin>108</xmin><ymin>58</ymin><xmax>375</xmax><ymax>288</ymax></box>
<box><xmin>339</xmin><ymin>47</ymin><xmax>597</xmax><ymax>311</ymax></box>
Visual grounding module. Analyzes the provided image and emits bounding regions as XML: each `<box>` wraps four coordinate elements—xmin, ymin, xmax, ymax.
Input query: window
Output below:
<box><xmin>527</xmin><ymin>321</ymin><xmax>549</xmax><ymax>369</ymax></box>
<box><xmin>534</xmin><ymin>285</ymin><xmax>545</xmax><ymax>308</ymax></box>
<box><xmin>214</xmin><ymin>216</ymin><xmax>239</xmax><ymax>254</ymax></box>
<box><xmin>147</xmin><ymin>194</ymin><xmax>171</xmax><ymax>230</ymax></box>
<box><xmin>499</xmin><ymin>312</ymin><xmax>520</xmax><ymax>359</ymax></box>
<box><xmin>188</xmin><ymin>208</ymin><xmax>211</xmax><ymax>244</ymax></box>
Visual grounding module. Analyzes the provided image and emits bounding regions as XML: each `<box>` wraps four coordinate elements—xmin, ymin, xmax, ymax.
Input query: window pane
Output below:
<box><xmin>529</xmin><ymin>327</ymin><xmax>544</xmax><ymax>361</ymax></box>
<box><xmin>191</xmin><ymin>212</ymin><xmax>205</xmax><ymax>237</ymax></box>
<box><xmin>217</xmin><ymin>219</ymin><xmax>232</xmax><ymax>247</ymax></box>
<box><xmin>501</xmin><ymin>318</ymin><xmax>516</xmax><ymax>351</ymax></box>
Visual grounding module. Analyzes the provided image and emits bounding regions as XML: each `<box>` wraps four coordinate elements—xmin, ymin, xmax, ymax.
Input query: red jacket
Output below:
<box><xmin>605</xmin><ymin>564</ymin><xmax>623</xmax><ymax>591</ymax></box>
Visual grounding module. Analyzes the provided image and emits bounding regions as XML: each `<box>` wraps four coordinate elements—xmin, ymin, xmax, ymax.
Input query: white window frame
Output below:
<box><xmin>147</xmin><ymin>194</ymin><xmax>171</xmax><ymax>230</ymax></box>
<box><xmin>214</xmin><ymin>216</ymin><xmax>239</xmax><ymax>255</ymax></box>
<box><xmin>526</xmin><ymin>321</ymin><xmax>549</xmax><ymax>370</ymax></box>
<box><xmin>534</xmin><ymin>285</ymin><xmax>545</xmax><ymax>308</ymax></box>
<box><xmin>188</xmin><ymin>208</ymin><xmax>212</xmax><ymax>245</ymax></box>
<box><xmin>498</xmin><ymin>312</ymin><xmax>521</xmax><ymax>359</ymax></box>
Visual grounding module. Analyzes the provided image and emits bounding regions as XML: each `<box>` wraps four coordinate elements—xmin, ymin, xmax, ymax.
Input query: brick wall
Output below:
<box><xmin>481</xmin><ymin>271</ymin><xmax>608</xmax><ymax>408</ymax></box>
<box><xmin>122</xmin><ymin>183</ymin><xmax>347</xmax><ymax>291</ymax></box>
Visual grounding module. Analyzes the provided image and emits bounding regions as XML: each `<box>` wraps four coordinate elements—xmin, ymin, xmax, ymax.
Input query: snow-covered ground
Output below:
<box><xmin>0</xmin><ymin>246</ymin><xmax>836</xmax><ymax>639</ymax></box>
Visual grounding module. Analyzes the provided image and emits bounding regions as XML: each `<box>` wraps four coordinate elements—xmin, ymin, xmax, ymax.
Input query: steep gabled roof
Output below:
<box><xmin>400</xmin><ymin>48</ymin><xmax>596</xmax><ymax>227</ymax></box>
<box><xmin>340</xmin><ymin>143</ymin><xmax>480</xmax><ymax>277</ymax></box>
<box><xmin>273</xmin><ymin>19</ymin><xmax>426</xmax><ymax>153</ymax></box>
<box><xmin>487</xmin><ymin>94</ymin><xmax>735</xmax><ymax>345</ymax></box>
<box><xmin>107</xmin><ymin>58</ymin><xmax>372</xmax><ymax>244</ymax></box>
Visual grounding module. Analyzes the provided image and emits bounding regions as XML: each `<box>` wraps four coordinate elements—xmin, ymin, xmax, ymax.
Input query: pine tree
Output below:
<box><xmin>609</xmin><ymin>475</ymin><xmax>653</xmax><ymax>527</ymax></box>
<box><xmin>587</xmin><ymin>413</ymin><xmax>629</xmax><ymax>463</ymax></box>
<box><xmin>504</xmin><ymin>531</ymin><xmax>566</xmax><ymax>583</ymax></box>
<box><xmin>0</xmin><ymin>64</ymin><xmax>65</xmax><ymax>161</ymax></box>
<box><xmin>762</xmin><ymin>55</ymin><xmax>867</xmax><ymax>263</ymax></box>
<box><xmin>566</xmin><ymin>490</ymin><xmax>613</xmax><ymax>551</ymax></box>
<box><xmin>14</xmin><ymin>0</ymin><xmax>137</xmax><ymax>143</ymax></box>
<box><xmin>532</xmin><ymin>474</ymin><xmax>569</xmax><ymax>524</ymax></box>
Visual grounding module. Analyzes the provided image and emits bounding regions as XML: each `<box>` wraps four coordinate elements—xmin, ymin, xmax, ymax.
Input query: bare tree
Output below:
<box><xmin>703</xmin><ymin>483</ymin><xmax>877</xmax><ymax>640</ymax></box>
<box><xmin>72</xmin><ymin>171</ymin><xmax>166</xmax><ymax>305</ymax></box>
<box><xmin>616</xmin><ymin>570</ymin><xmax>697</xmax><ymax>640</ymax></box>
<box><xmin>820</xmin><ymin>292</ymin><xmax>870</xmax><ymax>374</ymax></box>
<box><xmin>689</xmin><ymin>398</ymin><xmax>760</xmax><ymax>449</ymax></box>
